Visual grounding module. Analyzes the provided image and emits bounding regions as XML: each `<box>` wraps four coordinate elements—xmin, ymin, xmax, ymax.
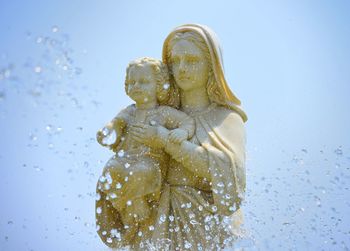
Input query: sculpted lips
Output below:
<box><xmin>130</xmin><ymin>89</ymin><xmax>142</xmax><ymax>95</ymax></box>
<box><xmin>178</xmin><ymin>74</ymin><xmax>191</xmax><ymax>81</ymax></box>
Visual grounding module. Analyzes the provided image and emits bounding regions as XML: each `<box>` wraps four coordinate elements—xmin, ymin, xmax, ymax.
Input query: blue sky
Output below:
<box><xmin>0</xmin><ymin>0</ymin><xmax>349</xmax><ymax>250</ymax></box>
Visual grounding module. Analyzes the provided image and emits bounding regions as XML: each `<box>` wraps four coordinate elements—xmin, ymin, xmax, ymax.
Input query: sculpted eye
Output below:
<box><xmin>127</xmin><ymin>80</ymin><xmax>136</xmax><ymax>87</ymax></box>
<box><xmin>187</xmin><ymin>57</ymin><xmax>199</xmax><ymax>64</ymax></box>
<box><xmin>171</xmin><ymin>57</ymin><xmax>180</xmax><ymax>65</ymax></box>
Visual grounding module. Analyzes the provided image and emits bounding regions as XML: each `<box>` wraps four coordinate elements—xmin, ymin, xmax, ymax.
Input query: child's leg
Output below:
<box><xmin>99</xmin><ymin>157</ymin><xmax>129</xmax><ymax>212</ymax></box>
<box><xmin>120</xmin><ymin>197</ymin><xmax>150</xmax><ymax>227</ymax></box>
<box><xmin>130</xmin><ymin>197</ymin><xmax>151</xmax><ymax>222</ymax></box>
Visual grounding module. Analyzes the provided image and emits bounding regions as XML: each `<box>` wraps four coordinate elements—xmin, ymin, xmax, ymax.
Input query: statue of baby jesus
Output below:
<box><xmin>96</xmin><ymin>57</ymin><xmax>195</xmax><ymax>232</ymax></box>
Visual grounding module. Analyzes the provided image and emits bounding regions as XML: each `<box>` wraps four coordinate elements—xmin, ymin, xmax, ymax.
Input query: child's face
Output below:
<box><xmin>126</xmin><ymin>65</ymin><xmax>157</xmax><ymax>104</ymax></box>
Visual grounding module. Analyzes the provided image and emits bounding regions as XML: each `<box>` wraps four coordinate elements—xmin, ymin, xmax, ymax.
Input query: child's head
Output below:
<box><xmin>125</xmin><ymin>57</ymin><xmax>179</xmax><ymax>107</ymax></box>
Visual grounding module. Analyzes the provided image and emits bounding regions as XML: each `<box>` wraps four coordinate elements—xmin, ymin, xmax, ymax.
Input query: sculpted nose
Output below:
<box><xmin>179</xmin><ymin>61</ymin><xmax>186</xmax><ymax>74</ymax></box>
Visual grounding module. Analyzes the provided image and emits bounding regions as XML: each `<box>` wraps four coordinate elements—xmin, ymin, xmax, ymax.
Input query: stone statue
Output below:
<box><xmin>96</xmin><ymin>24</ymin><xmax>247</xmax><ymax>250</ymax></box>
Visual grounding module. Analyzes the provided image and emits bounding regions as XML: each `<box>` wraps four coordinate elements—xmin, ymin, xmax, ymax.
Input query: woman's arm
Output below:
<box><xmin>159</xmin><ymin>106</ymin><xmax>196</xmax><ymax>139</ymax></box>
<box><xmin>129</xmin><ymin>125</ymin><xmax>227</xmax><ymax>180</ymax></box>
<box><xmin>157</xmin><ymin>127</ymin><xmax>215</xmax><ymax>180</ymax></box>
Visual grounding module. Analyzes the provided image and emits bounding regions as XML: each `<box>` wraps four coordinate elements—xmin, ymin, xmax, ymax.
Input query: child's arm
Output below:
<box><xmin>96</xmin><ymin>105</ymin><xmax>133</xmax><ymax>151</ymax></box>
<box><xmin>96</xmin><ymin>117</ymin><xmax>125</xmax><ymax>149</ymax></box>
<box><xmin>159</xmin><ymin>106</ymin><xmax>195</xmax><ymax>144</ymax></box>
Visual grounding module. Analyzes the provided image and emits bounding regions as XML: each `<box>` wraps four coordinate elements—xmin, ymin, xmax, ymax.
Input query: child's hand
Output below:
<box><xmin>168</xmin><ymin>129</ymin><xmax>188</xmax><ymax>144</ymax></box>
<box><xmin>97</xmin><ymin>123</ymin><xmax>116</xmax><ymax>147</ymax></box>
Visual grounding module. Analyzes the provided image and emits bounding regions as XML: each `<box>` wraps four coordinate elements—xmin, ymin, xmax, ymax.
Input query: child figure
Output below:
<box><xmin>96</xmin><ymin>57</ymin><xmax>195</xmax><ymax>230</ymax></box>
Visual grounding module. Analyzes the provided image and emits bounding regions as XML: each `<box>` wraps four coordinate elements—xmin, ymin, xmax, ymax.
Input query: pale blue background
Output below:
<box><xmin>0</xmin><ymin>0</ymin><xmax>349</xmax><ymax>250</ymax></box>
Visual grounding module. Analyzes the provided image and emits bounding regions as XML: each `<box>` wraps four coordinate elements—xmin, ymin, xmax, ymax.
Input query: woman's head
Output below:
<box><xmin>166</xmin><ymin>31</ymin><xmax>211</xmax><ymax>92</ymax></box>
<box><xmin>163</xmin><ymin>24</ymin><xmax>247</xmax><ymax>121</ymax></box>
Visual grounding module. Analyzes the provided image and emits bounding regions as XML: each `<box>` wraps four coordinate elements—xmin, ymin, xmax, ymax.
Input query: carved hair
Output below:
<box><xmin>166</xmin><ymin>32</ymin><xmax>230</xmax><ymax>109</ymax></box>
<box><xmin>125</xmin><ymin>57</ymin><xmax>179</xmax><ymax>108</ymax></box>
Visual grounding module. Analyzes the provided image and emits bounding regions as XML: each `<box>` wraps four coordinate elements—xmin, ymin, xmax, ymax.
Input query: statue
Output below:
<box><xmin>96</xmin><ymin>24</ymin><xmax>247</xmax><ymax>250</ymax></box>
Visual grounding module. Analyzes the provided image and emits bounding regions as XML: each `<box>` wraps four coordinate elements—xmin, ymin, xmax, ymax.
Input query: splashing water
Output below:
<box><xmin>102</xmin><ymin>129</ymin><xmax>117</xmax><ymax>146</ymax></box>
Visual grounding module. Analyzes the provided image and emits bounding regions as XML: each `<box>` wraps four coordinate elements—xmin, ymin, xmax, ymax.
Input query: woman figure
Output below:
<box><xmin>96</xmin><ymin>24</ymin><xmax>247</xmax><ymax>250</ymax></box>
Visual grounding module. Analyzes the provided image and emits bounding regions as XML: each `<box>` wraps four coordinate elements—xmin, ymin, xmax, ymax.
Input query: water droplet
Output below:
<box><xmin>52</xmin><ymin>25</ymin><xmax>59</xmax><ymax>33</ymax></box>
<box><xmin>217</xmin><ymin>182</ymin><xmax>224</xmax><ymax>187</ymax></box>
<box><xmin>34</xmin><ymin>165</ymin><xmax>43</xmax><ymax>172</ymax></box>
<box><xmin>29</xmin><ymin>133</ymin><xmax>37</xmax><ymax>141</ymax></box>
<box><xmin>46</xmin><ymin>124</ymin><xmax>53</xmax><ymax>132</ymax></box>
<box><xmin>0</xmin><ymin>92</ymin><xmax>5</xmax><ymax>101</ymax></box>
<box><xmin>190</xmin><ymin>219</ymin><xmax>198</xmax><ymax>225</ymax></box>
<box><xmin>334</xmin><ymin>146</ymin><xmax>343</xmax><ymax>156</ymax></box>
<box><xmin>102</xmin><ymin>127</ymin><xmax>109</xmax><ymax>136</ymax></box>
<box><xmin>116</xmin><ymin>183</ymin><xmax>122</xmax><ymax>189</ymax></box>
<box><xmin>105</xmin><ymin>173</ymin><xmax>113</xmax><ymax>184</ymax></box>
<box><xmin>229</xmin><ymin>205</ymin><xmax>237</xmax><ymax>212</ymax></box>
<box><xmin>184</xmin><ymin>241</ymin><xmax>192</xmax><ymax>249</ymax></box>
<box><xmin>34</xmin><ymin>66</ymin><xmax>42</xmax><ymax>73</ymax></box>
<box><xmin>36</xmin><ymin>36</ymin><xmax>43</xmax><ymax>43</ymax></box>
<box><xmin>110</xmin><ymin>229</ymin><xmax>120</xmax><ymax>239</ymax></box>
<box><xmin>74</xmin><ymin>67</ymin><xmax>82</xmax><ymax>75</ymax></box>
<box><xmin>96</xmin><ymin>207</ymin><xmax>102</xmax><ymax>214</ymax></box>
<box><xmin>4</xmin><ymin>69</ymin><xmax>10</xmax><ymax>78</ymax></box>
<box><xmin>126</xmin><ymin>200</ymin><xmax>132</xmax><ymax>206</ymax></box>
<box><xmin>118</xmin><ymin>150</ymin><xmax>124</xmax><ymax>157</ymax></box>
<box><xmin>104</xmin><ymin>183</ymin><xmax>110</xmax><ymax>190</ymax></box>
<box><xmin>95</xmin><ymin>193</ymin><xmax>101</xmax><ymax>201</ymax></box>
<box><xmin>99</xmin><ymin>175</ymin><xmax>106</xmax><ymax>183</ymax></box>
<box><xmin>159</xmin><ymin>214</ymin><xmax>166</xmax><ymax>223</ymax></box>
<box><xmin>102</xmin><ymin>129</ymin><xmax>117</xmax><ymax>146</ymax></box>
<box><xmin>163</xmin><ymin>83</ymin><xmax>170</xmax><ymax>90</ymax></box>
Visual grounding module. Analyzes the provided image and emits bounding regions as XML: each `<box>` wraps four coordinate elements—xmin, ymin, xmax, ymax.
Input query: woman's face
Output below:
<box><xmin>169</xmin><ymin>39</ymin><xmax>210</xmax><ymax>92</ymax></box>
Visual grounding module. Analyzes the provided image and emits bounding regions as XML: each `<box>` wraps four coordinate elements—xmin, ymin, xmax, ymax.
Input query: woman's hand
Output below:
<box><xmin>168</xmin><ymin>129</ymin><xmax>188</xmax><ymax>144</ymax></box>
<box><xmin>129</xmin><ymin>123</ymin><xmax>165</xmax><ymax>148</ymax></box>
